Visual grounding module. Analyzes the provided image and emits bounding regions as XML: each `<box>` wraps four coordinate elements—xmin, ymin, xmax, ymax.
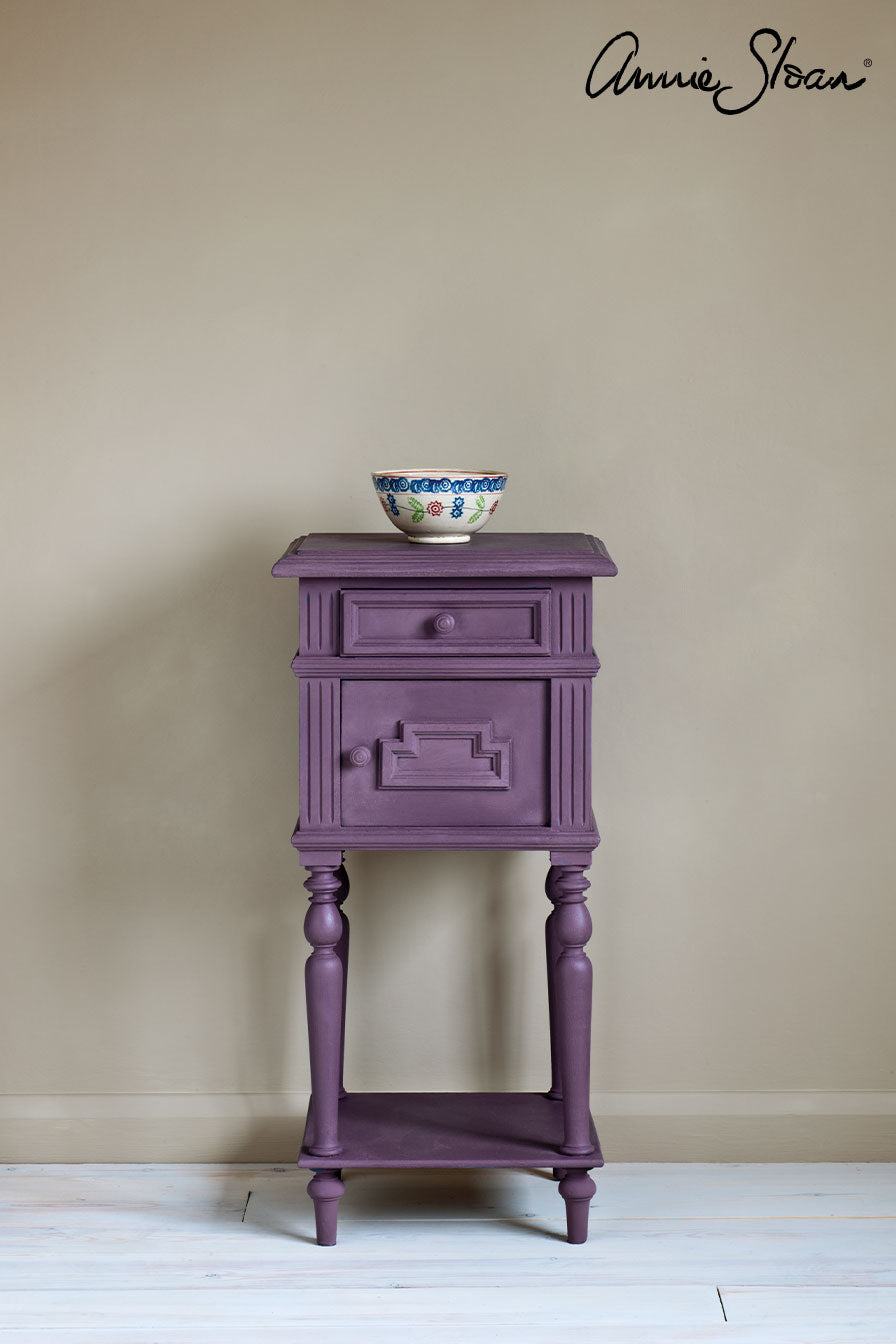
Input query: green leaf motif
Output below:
<box><xmin>476</xmin><ymin>495</ymin><xmax>486</xmax><ymax>508</ymax></box>
<box><xmin>468</xmin><ymin>508</ymin><xmax>483</xmax><ymax>524</ymax></box>
<box><xmin>408</xmin><ymin>495</ymin><xmax>424</xmax><ymax>523</ymax></box>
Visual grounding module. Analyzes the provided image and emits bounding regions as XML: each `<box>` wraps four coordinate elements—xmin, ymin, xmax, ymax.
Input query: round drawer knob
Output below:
<box><xmin>433</xmin><ymin>612</ymin><xmax>456</xmax><ymax>635</ymax></box>
<box><xmin>348</xmin><ymin>745</ymin><xmax>371</xmax><ymax>767</ymax></box>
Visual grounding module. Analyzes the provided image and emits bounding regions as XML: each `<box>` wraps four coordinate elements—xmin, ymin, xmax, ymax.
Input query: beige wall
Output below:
<box><xmin>1</xmin><ymin>0</ymin><xmax>893</xmax><ymax>1161</ymax></box>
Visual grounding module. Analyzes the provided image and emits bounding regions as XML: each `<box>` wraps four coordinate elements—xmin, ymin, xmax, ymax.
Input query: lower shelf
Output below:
<box><xmin>297</xmin><ymin>1091</ymin><xmax>603</xmax><ymax>1169</ymax></box>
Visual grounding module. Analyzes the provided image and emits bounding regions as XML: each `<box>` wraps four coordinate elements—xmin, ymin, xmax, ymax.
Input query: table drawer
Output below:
<box><xmin>340</xmin><ymin>588</ymin><xmax>551</xmax><ymax>657</ymax></box>
<box><xmin>341</xmin><ymin>679</ymin><xmax>549</xmax><ymax>827</ymax></box>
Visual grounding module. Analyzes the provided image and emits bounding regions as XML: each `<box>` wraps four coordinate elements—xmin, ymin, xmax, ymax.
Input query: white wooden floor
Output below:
<box><xmin>1</xmin><ymin>1163</ymin><xmax>894</xmax><ymax>1342</ymax></box>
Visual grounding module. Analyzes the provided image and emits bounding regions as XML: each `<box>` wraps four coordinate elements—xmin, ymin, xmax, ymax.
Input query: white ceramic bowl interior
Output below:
<box><xmin>371</xmin><ymin>469</ymin><xmax>508</xmax><ymax>543</ymax></box>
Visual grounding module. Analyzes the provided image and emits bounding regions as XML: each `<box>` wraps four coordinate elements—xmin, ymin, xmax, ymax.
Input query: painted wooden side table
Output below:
<box><xmin>272</xmin><ymin>532</ymin><xmax>617</xmax><ymax>1244</ymax></box>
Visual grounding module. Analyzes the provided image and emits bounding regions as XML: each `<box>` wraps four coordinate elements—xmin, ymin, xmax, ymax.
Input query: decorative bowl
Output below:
<box><xmin>371</xmin><ymin>469</ymin><xmax>508</xmax><ymax>543</ymax></box>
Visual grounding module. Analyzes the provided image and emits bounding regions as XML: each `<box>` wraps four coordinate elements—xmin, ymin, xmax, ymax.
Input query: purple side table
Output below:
<box><xmin>273</xmin><ymin>532</ymin><xmax>617</xmax><ymax>1245</ymax></box>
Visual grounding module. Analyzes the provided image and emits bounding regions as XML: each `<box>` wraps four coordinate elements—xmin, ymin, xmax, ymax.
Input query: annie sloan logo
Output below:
<box><xmin>586</xmin><ymin>29</ymin><xmax>868</xmax><ymax>115</ymax></box>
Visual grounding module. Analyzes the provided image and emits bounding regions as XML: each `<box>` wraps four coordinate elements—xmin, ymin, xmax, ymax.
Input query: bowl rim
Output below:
<box><xmin>372</xmin><ymin>468</ymin><xmax>508</xmax><ymax>479</ymax></box>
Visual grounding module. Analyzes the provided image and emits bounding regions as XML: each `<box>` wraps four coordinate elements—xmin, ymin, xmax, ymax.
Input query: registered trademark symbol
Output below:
<box><xmin>864</xmin><ymin>58</ymin><xmax>872</xmax><ymax>67</ymax></box>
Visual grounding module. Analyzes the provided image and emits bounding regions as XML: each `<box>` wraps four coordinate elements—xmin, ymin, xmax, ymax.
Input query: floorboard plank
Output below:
<box><xmin>1</xmin><ymin>1219</ymin><xmax>893</xmax><ymax>1289</ymax></box>
<box><xmin>0</xmin><ymin>1284</ymin><xmax>722</xmax><ymax>1328</ymax></box>
<box><xmin>4</xmin><ymin>1162</ymin><xmax>895</xmax><ymax>1216</ymax></box>
<box><xmin>722</xmin><ymin>1286</ymin><xmax>896</xmax><ymax>1324</ymax></box>
<box><xmin>2</xmin><ymin>1329</ymin><xmax>894</xmax><ymax>1344</ymax></box>
<box><xmin>243</xmin><ymin>1163</ymin><xmax>896</xmax><ymax>1221</ymax></box>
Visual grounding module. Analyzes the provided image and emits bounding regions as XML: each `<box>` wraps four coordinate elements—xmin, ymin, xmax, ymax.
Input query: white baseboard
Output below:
<box><xmin>1</xmin><ymin>1092</ymin><xmax>893</xmax><ymax>1162</ymax></box>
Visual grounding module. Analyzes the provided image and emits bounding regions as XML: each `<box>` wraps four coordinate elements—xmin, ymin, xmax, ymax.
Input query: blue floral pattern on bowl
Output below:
<box><xmin>372</xmin><ymin>475</ymin><xmax>507</xmax><ymax>494</ymax></box>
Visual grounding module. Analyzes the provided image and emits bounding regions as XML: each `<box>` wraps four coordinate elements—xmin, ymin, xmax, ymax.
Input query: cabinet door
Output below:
<box><xmin>341</xmin><ymin>680</ymin><xmax>549</xmax><ymax>827</ymax></box>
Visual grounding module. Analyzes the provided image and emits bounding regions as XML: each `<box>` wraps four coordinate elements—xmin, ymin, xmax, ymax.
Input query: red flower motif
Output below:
<box><xmin>380</xmin><ymin>497</ymin><xmax>390</xmax><ymax>511</ymax></box>
<box><xmin>489</xmin><ymin>500</ymin><xmax>499</xmax><ymax>514</ymax></box>
<box><xmin>426</xmin><ymin>500</ymin><xmax>444</xmax><ymax>516</ymax></box>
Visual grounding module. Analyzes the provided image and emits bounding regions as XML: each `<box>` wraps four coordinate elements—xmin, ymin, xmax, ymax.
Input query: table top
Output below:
<box><xmin>272</xmin><ymin>532</ymin><xmax>618</xmax><ymax>579</ymax></box>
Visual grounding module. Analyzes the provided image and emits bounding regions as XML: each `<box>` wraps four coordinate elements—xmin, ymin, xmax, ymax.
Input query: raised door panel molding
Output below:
<box><xmin>341</xmin><ymin>679</ymin><xmax>549</xmax><ymax>827</ymax></box>
<box><xmin>378</xmin><ymin>720</ymin><xmax>511</xmax><ymax>790</ymax></box>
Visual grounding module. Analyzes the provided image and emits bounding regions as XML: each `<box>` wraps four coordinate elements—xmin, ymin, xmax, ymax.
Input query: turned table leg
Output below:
<box><xmin>335</xmin><ymin>863</ymin><xmax>350</xmax><ymax>1099</ymax></box>
<box><xmin>302</xmin><ymin>856</ymin><xmax>345</xmax><ymax>1159</ymax></box>
<box><xmin>544</xmin><ymin>870</ymin><xmax>563</xmax><ymax>1101</ymax></box>
<box><xmin>307</xmin><ymin>1170</ymin><xmax>345</xmax><ymax>1246</ymax></box>
<box><xmin>546</xmin><ymin>856</ymin><xmax>594</xmax><ymax>1158</ymax></box>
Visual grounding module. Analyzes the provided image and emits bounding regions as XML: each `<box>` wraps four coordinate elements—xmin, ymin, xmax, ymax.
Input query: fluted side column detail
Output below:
<box><xmin>546</xmin><ymin>860</ymin><xmax>594</xmax><ymax>1156</ymax></box>
<box><xmin>303</xmin><ymin>863</ymin><xmax>345</xmax><ymax>1157</ymax></box>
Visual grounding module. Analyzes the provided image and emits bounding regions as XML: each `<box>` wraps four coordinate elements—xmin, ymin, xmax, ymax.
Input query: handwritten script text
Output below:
<box><xmin>585</xmin><ymin>30</ymin><xmax>866</xmax><ymax>115</ymax></box>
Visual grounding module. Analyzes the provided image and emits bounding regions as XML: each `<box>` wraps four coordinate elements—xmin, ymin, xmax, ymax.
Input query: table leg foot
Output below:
<box><xmin>308</xmin><ymin>1170</ymin><xmax>345</xmax><ymax>1246</ymax></box>
<box><xmin>559</xmin><ymin>1169</ymin><xmax>595</xmax><ymax>1244</ymax></box>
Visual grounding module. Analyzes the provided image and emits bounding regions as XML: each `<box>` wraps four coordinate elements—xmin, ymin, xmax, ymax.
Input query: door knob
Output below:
<box><xmin>433</xmin><ymin>612</ymin><xmax>456</xmax><ymax>634</ymax></box>
<box><xmin>347</xmin><ymin>745</ymin><xmax>371</xmax><ymax>767</ymax></box>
